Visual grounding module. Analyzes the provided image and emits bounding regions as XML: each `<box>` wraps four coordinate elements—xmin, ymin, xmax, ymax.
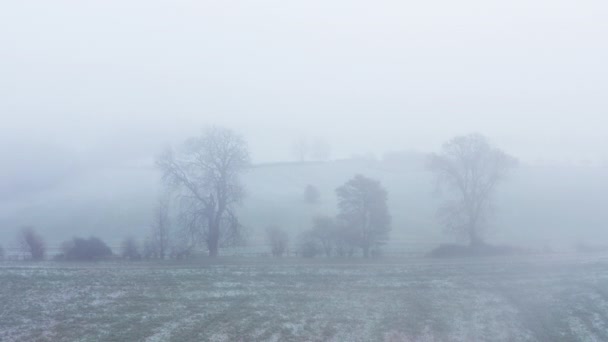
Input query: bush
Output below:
<box><xmin>298</xmin><ymin>231</ymin><xmax>320</xmax><ymax>258</ymax></box>
<box><xmin>121</xmin><ymin>237</ymin><xmax>141</xmax><ymax>260</ymax></box>
<box><xmin>575</xmin><ymin>243</ymin><xmax>608</xmax><ymax>253</ymax></box>
<box><xmin>62</xmin><ymin>237</ymin><xmax>113</xmax><ymax>261</ymax></box>
<box><xmin>429</xmin><ymin>243</ymin><xmax>522</xmax><ymax>258</ymax></box>
<box><xmin>266</xmin><ymin>226</ymin><xmax>289</xmax><ymax>257</ymax></box>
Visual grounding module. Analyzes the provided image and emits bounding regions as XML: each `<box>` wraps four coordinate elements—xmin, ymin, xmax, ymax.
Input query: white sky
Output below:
<box><xmin>1</xmin><ymin>0</ymin><xmax>607</xmax><ymax>165</ymax></box>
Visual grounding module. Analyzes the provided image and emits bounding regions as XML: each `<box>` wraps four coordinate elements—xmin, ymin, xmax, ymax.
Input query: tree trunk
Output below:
<box><xmin>208</xmin><ymin>238</ymin><xmax>219</xmax><ymax>257</ymax></box>
<box><xmin>468</xmin><ymin>213</ymin><xmax>482</xmax><ymax>247</ymax></box>
<box><xmin>208</xmin><ymin>220</ymin><xmax>220</xmax><ymax>257</ymax></box>
<box><xmin>159</xmin><ymin>238</ymin><xmax>165</xmax><ymax>260</ymax></box>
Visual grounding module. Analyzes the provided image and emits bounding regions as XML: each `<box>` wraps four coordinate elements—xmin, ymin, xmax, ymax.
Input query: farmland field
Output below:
<box><xmin>2</xmin><ymin>255</ymin><xmax>608</xmax><ymax>341</ymax></box>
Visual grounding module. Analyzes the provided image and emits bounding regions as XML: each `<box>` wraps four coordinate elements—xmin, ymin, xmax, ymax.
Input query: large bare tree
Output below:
<box><xmin>157</xmin><ymin>126</ymin><xmax>250</xmax><ymax>257</ymax></box>
<box><xmin>428</xmin><ymin>134</ymin><xmax>517</xmax><ymax>246</ymax></box>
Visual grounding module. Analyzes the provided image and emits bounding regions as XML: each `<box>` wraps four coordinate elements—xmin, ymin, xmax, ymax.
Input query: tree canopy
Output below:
<box><xmin>336</xmin><ymin>174</ymin><xmax>391</xmax><ymax>257</ymax></box>
<box><xmin>428</xmin><ymin>133</ymin><xmax>517</xmax><ymax>245</ymax></box>
<box><xmin>157</xmin><ymin>126</ymin><xmax>250</xmax><ymax>257</ymax></box>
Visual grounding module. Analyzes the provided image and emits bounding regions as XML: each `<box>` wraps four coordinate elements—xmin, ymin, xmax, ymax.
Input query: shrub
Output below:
<box><xmin>62</xmin><ymin>237</ymin><xmax>113</xmax><ymax>261</ymax></box>
<box><xmin>298</xmin><ymin>231</ymin><xmax>320</xmax><ymax>258</ymax></box>
<box><xmin>429</xmin><ymin>243</ymin><xmax>521</xmax><ymax>258</ymax></box>
<box><xmin>575</xmin><ymin>243</ymin><xmax>608</xmax><ymax>253</ymax></box>
<box><xmin>266</xmin><ymin>226</ymin><xmax>289</xmax><ymax>257</ymax></box>
<box><xmin>121</xmin><ymin>237</ymin><xmax>141</xmax><ymax>260</ymax></box>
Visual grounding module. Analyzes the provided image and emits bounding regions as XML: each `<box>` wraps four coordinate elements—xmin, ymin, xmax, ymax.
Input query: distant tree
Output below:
<box><xmin>266</xmin><ymin>225</ymin><xmax>289</xmax><ymax>257</ymax></box>
<box><xmin>121</xmin><ymin>237</ymin><xmax>141</xmax><ymax>260</ymax></box>
<box><xmin>310</xmin><ymin>215</ymin><xmax>336</xmax><ymax>257</ymax></box>
<box><xmin>62</xmin><ymin>237</ymin><xmax>112</xmax><ymax>261</ymax></box>
<box><xmin>18</xmin><ymin>227</ymin><xmax>45</xmax><ymax>261</ymax></box>
<box><xmin>0</xmin><ymin>244</ymin><xmax>4</xmax><ymax>261</ymax></box>
<box><xmin>149</xmin><ymin>195</ymin><xmax>171</xmax><ymax>259</ymax></box>
<box><xmin>428</xmin><ymin>133</ymin><xmax>517</xmax><ymax>246</ymax></box>
<box><xmin>336</xmin><ymin>175</ymin><xmax>391</xmax><ymax>258</ymax></box>
<box><xmin>157</xmin><ymin>126</ymin><xmax>251</xmax><ymax>257</ymax></box>
<box><xmin>292</xmin><ymin>138</ymin><xmax>309</xmax><ymax>162</ymax></box>
<box><xmin>304</xmin><ymin>184</ymin><xmax>321</xmax><ymax>204</ymax></box>
<box><xmin>311</xmin><ymin>139</ymin><xmax>331</xmax><ymax>161</ymax></box>
<box><xmin>298</xmin><ymin>231</ymin><xmax>320</xmax><ymax>258</ymax></box>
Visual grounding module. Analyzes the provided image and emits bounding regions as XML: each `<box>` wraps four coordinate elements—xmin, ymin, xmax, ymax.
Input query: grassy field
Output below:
<box><xmin>2</xmin><ymin>254</ymin><xmax>608</xmax><ymax>341</ymax></box>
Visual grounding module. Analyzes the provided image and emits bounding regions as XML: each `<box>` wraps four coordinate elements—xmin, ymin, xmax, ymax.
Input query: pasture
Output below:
<box><xmin>2</xmin><ymin>255</ymin><xmax>608</xmax><ymax>341</ymax></box>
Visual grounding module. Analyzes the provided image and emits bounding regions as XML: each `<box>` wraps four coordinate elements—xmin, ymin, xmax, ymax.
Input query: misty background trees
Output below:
<box><xmin>157</xmin><ymin>126</ymin><xmax>251</xmax><ymax>257</ymax></box>
<box><xmin>291</xmin><ymin>138</ymin><xmax>332</xmax><ymax>162</ymax></box>
<box><xmin>5</xmin><ymin>127</ymin><xmax>597</xmax><ymax>261</ymax></box>
<box><xmin>429</xmin><ymin>134</ymin><xmax>517</xmax><ymax>247</ymax></box>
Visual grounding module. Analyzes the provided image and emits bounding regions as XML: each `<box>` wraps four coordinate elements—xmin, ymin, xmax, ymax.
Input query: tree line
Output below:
<box><xmin>0</xmin><ymin>127</ymin><xmax>516</xmax><ymax>261</ymax></box>
<box><xmin>155</xmin><ymin>127</ymin><xmax>515</xmax><ymax>259</ymax></box>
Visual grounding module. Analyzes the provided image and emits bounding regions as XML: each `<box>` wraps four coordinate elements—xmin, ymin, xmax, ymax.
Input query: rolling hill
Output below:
<box><xmin>1</xmin><ymin>156</ymin><xmax>607</xmax><ymax>255</ymax></box>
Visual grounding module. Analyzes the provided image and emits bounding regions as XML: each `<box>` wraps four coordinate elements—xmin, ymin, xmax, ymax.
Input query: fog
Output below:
<box><xmin>3</xmin><ymin>1</ymin><xmax>608</xmax><ymax>341</ymax></box>
<box><xmin>1</xmin><ymin>0</ymin><xmax>607</xmax><ymax>245</ymax></box>
<box><xmin>2</xmin><ymin>0</ymin><xmax>608</xmax><ymax>167</ymax></box>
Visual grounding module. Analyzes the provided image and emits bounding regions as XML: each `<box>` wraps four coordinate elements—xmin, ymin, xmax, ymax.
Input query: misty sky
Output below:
<box><xmin>1</xmin><ymin>0</ymin><xmax>607</xmax><ymax>170</ymax></box>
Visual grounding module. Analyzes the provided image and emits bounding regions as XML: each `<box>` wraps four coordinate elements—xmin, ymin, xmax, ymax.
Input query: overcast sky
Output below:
<box><xmin>1</xmin><ymin>0</ymin><xmax>607</xmax><ymax>168</ymax></box>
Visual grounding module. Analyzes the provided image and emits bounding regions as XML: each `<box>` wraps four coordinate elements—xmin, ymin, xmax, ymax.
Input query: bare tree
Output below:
<box><xmin>121</xmin><ymin>237</ymin><xmax>141</xmax><ymax>260</ymax></box>
<box><xmin>291</xmin><ymin>138</ymin><xmax>309</xmax><ymax>162</ymax></box>
<box><xmin>157</xmin><ymin>126</ymin><xmax>250</xmax><ymax>257</ymax></box>
<box><xmin>336</xmin><ymin>175</ymin><xmax>391</xmax><ymax>258</ymax></box>
<box><xmin>311</xmin><ymin>138</ymin><xmax>331</xmax><ymax>161</ymax></box>
<box><xmin>266</xmin><ymin>225</ymin><xmax>289</xmax><ymax>257</ymax></box>
<box><xmin>428</xmin><ymin>133</ymin><xmax>517</xmax><ymax>246</ymax></box>
<box><xmin>149</xmin><ymin>195</ymin><xmax>171</xmax><ymax>259</ymax></box>
<box><xmin>18</xmin><ymin>227</ymin><xmax>45</xmax><ymax>261</ymax></box>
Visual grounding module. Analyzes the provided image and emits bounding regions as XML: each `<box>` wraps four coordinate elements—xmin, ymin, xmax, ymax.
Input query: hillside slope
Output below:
<box><xmin>1</xmin><ymin>158</ymin><xmax>607</xmax><ymax>254</ymax></box>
